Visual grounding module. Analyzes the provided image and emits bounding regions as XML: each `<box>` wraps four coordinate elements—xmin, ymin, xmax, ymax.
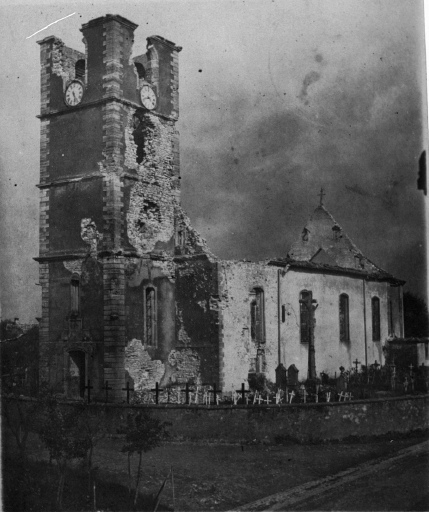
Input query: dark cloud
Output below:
<box><xmin>182</xmin><ymin>39</ymin><xmax>426</xmax><ymax>299</ymax></box>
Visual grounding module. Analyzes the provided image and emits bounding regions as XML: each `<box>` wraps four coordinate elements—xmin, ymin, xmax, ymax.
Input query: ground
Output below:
<box><xmin>2</xmin><ymin>427</ymin><xmax>427</xmax><ymax>511</ymax></box>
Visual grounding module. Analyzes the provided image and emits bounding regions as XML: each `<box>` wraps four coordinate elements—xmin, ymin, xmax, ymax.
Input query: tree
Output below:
<box><xmin>1</xmin><ymin>320</ymin><xmax>39</xmax><ymax>396</ymax></box>
<box><xmin>120</xmin><ymin>411</ymin><xmax>170</xmax><ymax>509</ymax></box>
<box><xmin>1</xmin><ymin>320</ymin><xmax>40</xmax><ymax>466</ymax></box>
<box><xmin>1</xmin><ymin>395</ymin><xmax>40</xmax><ymax>465</ymax></box>
<box><xmin>403</xmin><ymin>292</ymin><xmax>429</xmax><ymax>338</ymax></box>
<box><xmin>74</xmin><ymin>402</ymin><xmax>108</xmax><ymax>508</ymax></box>
<box><xmin>38</xmin><ymin>394</ymin><xmax>91</xmax><ymax>510</ymax></box>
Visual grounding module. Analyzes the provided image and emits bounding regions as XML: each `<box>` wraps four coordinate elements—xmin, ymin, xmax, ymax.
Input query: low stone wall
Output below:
<box><xmin>51</xmin><ymin>394</ymin><xmax>429</xmax><ymax>444</ymax></box>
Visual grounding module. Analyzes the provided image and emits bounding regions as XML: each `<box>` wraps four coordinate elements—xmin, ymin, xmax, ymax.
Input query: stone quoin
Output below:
<box><xmin>35</xmin><ymin>14</ymin><xmax>405</xmax><ymax>402</ymax></box>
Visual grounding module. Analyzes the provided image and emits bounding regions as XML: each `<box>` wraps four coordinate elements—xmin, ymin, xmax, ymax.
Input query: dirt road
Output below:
<box><xmin>233</xmin><ymin>440</ymin><xmax>429</xmax><ymax>511</ymax></box>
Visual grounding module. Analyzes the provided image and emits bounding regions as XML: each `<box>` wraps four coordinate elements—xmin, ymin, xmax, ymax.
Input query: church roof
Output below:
<box><xmin>269</xmin><ymin>201</ymin><xmax>404</xmax><ymax>285</ymax></box>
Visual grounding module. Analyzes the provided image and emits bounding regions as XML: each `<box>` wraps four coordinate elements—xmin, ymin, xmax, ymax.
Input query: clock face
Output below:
<box><xmin>140</xmin><ymin>85</ymin><xmax>157</xmax><ymax>110</ymax></box>
<box><xmin>65</xmin><ymin>81</ymin><xmax>84</xmax><ymax>106</ymax></box>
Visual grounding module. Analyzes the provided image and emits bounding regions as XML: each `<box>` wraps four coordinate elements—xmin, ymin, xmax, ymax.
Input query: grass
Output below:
<box><xmin>3</xmin><ymin>426</ymin><xmax>428</xmax><ymax>512</ymax></box>
<box><xmin>2</xmin><ymin>455</ymin><xmax>171</xmax><ymax>512</ymax></box>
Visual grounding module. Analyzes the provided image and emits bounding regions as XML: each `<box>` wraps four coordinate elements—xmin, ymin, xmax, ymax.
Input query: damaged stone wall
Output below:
<box><xmin>124</xmin><ymin>339</ymin><xmax>202</xmax><ymax>390</ymax></box>
<box><xmin>167</xmin><ymin>348</ymin><xmax>201</xmax><ymax>384</ymax></box>
<box><xmin>122</xmin><ymin>101</ymin><xmax>216</xmax><ymax>390</ymax></box>
<box><xmin>125</xmin><ymin>110</ymin><xmax>177</xmax><ymax>254</ymax></box>
<box><xmin>51</xmin><ymin>39</ymin><xmax>85</xmax><ymax>89</ymax></box>
<box><xmin>124</xmin><ymin>107</ymin><xmax>210</xmax><ymax>257</ymax></box>
<box><xmin>218</xmin><ymin>261</ymin><xmax>278</xmax><ymax>392</ymax></box>
<box><xmin>175</xmin><ymin>256</ymin><xmax>220</xmax><ymax>385</ymax></box>
<box><xmin>125</xmin><ymin>339</ymin><xmax>165</xmax><ymax>390</ymax></box>
<box><xmin>124</xmin><ymin>255</ymin><xmax>206</xmax><ymax>389</ymax></box>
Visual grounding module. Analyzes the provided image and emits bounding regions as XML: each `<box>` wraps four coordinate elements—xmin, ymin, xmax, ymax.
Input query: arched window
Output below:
<box><xmin>339</xmin><ymin>293</ymin><xmax>350</xmax><ymax>342</ymax></box>
<box><xmin>144</xmin><ymin>286</ymin><xmax>157</xmax><ymax>346</ymax></box>
<box><xmin>250</xmin><ymin>288</ymin><xmax>264</xmax><ymax>345</ymax></box>
<box><xmin>299</xmin><ymin>290</ymin><xmax>312</xmax><ymax>344</ymax></box>
<box><xmin>372</xmin><ymin>297</ymin><xmax>380</xmax><ymax>341</ymax></box>
<box><xmin>135</xmin><ymin>62</ymin><xmax>146</xmax><ymax>80</ymax></box>
<box><xmin>70</xmin><ymin>275</ymin><xmax>80</xmax><ymax>318</ymax></box>
<box><xmin>75</xmin><ymin>59</ymin><xmax>85</xmax><ymax>80</ymax></box>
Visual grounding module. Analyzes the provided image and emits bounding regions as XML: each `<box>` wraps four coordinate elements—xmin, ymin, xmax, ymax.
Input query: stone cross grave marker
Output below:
<box><xmin>151</xmin><ymin>382</ymin><xmax>163</xmax><ymax>404</ymax></box>
<box><xmin>203</xmin><ymin>383</ymin><xmax>221</xmax><ymax>405</ymax></box>
<box><xmin>102</xmin><ymin>380</ymin><xmax>112</xmax><ymax>403</ymax></box>
<box><xmin>181</xmin><ymin>382</ymin><xmax>194</xmax><ymax>405</ymax></box>
<box><xmin>236</xmin><ymin>383</ymin><xmax>250</xmax><ymax>404</ymax></box>
<box><xmin>122</xmin><ymin>381</ymin><xmax>134</xmax><ymax>404</ymax></box>
<box><xmin>85</xmin><ymin>379</ymin><xmax>93</xmax><ymax>404</ymax></box>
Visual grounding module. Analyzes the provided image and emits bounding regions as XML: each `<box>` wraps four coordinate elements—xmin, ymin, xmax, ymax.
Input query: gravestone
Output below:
<box><xmin>336</xmin><ymin>373</ymin><xmax>347</xmax><ymax>393</ymax></box>
<box><xmin>287</xmin><ymin>364</ymin><xmax>299</xmax><ymax>389</ymax></box>
<box><xmin>276</xmin><ymin>364</ymin><xmax>287</xmax><ymax>390</ymax></box>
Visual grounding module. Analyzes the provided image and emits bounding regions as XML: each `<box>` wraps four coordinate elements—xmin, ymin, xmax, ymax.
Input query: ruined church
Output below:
<box><xmin>36</xmin><ymin>14</ymin><xmax>404</xmax><ymax>401</ymax></box>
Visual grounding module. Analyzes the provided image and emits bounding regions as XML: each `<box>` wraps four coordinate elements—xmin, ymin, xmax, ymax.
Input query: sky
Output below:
<box><xmin>0</xmin><ymin>0</ymin><xmax>427</xmax><ymax>322</ymax></box>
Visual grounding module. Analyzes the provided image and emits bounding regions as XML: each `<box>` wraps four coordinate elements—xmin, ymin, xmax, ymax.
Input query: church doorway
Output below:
<box><xmin>68</xmin><ymin>350</ymin><xmax>86</xmax><ymax>398</ymax></box>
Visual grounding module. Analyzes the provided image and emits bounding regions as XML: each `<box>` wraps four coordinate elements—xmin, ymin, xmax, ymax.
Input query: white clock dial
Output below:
<box><xmin>140</xmin><ymin>85</ymin><xmax>157</xmax><ymax>110</ymax></box>
<box><xmin>65</xmin><ymin>81</ymin><xmax>84</xmax><ymax>106</ymax></box>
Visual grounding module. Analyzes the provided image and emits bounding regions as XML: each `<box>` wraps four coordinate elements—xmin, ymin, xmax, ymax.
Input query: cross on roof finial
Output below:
<box><xmin>318</xmin><ymin>187</ymin><xmax>326</xmax><ymax>206</ymax></box>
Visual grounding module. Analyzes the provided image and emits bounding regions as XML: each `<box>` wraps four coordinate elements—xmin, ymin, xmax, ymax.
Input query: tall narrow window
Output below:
<box><xmin>339</xmin><ymin>293</ymin><xmax>350</xmax><ymax>342</ymax></box>
<box><xmin>388</xmin><ymin>299</ymin><xmax>394</xmax><ymax>336</ymax></box>
<box><xmin>300</xmin><ymin>290</ymin><xmax>312</xmax><ymax>344</ymax></box>
<box><xmin>75</xmin><ymin>59</ymin><xmax>85</xmax><ymax>80</ymax></box>
<box><xmin>132</xmin><ymin>113</ymin><xmax>145</xmax><ymax>164</ymax></box>
<box><xmin>70</xmin><ymin>275</ymin><xmax>80</xmax><ymax>318</ymax></box>
<box><xmin>255</xmin><ymin>348</ymin><xmax>265</xmax><ymax>374</ymax></box>
<box><xmin>134</xmin><ymin>62</ymin><xmax>146</xmax><ymax>87</ymax></box>
<box><xmin>144</xmin><ymin>286</ymin><xmax>157</xmax><ymax>346</ymax></box>
<box><xmin>250</xmin><ymin>288</ymin><xmax>264</xmax><ymax>344</ymax></box>
<box><xmin>372</xmin><ymin>297</ymin><xmax>381</xmax><ymax>341</ymax></box>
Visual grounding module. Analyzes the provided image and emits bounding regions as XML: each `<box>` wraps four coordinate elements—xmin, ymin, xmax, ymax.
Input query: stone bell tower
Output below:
<box><xmin>36</xmin><ymin>14</ymin><xmax>182</xmax><ymax>400</ymax></box>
